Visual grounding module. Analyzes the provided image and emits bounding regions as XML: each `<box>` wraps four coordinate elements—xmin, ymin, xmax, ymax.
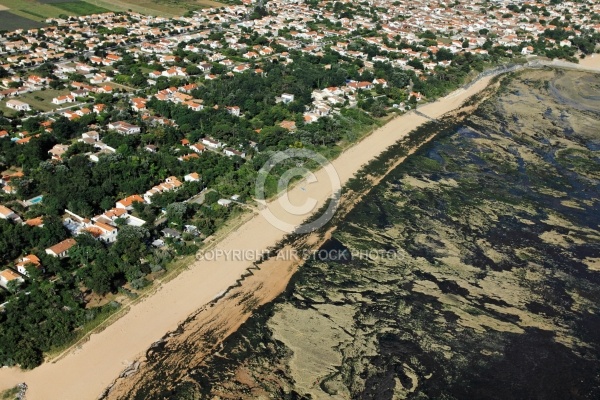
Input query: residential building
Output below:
<box><xmin>108</xmin><ymin>121</ymin><xmax>141</xmax><ymax>135</ymax></box>
<box><xmin>184</xmin><ymin>172</ymin><xmax>201</xmax><ymax>182</ymax></box>
<box><xmin>223</xmin><ymin>147</ymin><xmax>246</xmax><ymax>158</ymax></box>
<box><xmin>6</xmin><ymin>99</ymin><xmax>30</xmax><ymax>111</ymax></box>
<box><xmin>0</xmin><ymin>205</ymin><xmax>18</xmax><ymax>221</ymax></box>
<box><xmin>190</xmin><ymin>143</ymin><xmax>206</xmax><ymax>154</ymax></box>
<box><xmin>16</xmin><ymin>254</ymin><xmax>42</xmax><ymax>276</ymax></box>
<box><xmin>116</xmin><ymin>194</ymin><xmax>145</xmax><ymax>210</ymax></box>
<box><xmin>45</xmin><ymin>238</ymin><xmax>77</xmax><ymax>258</ymax></box>
<box><xmin>201</xmin><ymin>137</ymin><xmax>224</xmax><ymax>149</ymax></box>
<box><xmin>52</xmin><ymin>95</ymin><xmax>75</xmax><ymax>105</ymax></box>
<box><xmin>0</xmin><ymin>269</ymin><xmax>24</xmax><ymax>289</ymax></box>
<box><xmin>48</xmin><ymin>144</ymin><xmax>70</xmax><ymax>161</ymax></box>
<box><xmin>281</xmin><ymin>93</ymin><xmax>295</xmax><ymax>104</ymax></box>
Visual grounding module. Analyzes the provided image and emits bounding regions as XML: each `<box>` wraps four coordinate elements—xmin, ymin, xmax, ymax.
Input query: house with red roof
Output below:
<box><xmin>16</xmin><ymin>254</ymin><xmax>42</xmax><ymax>276</ymax></box>
<box><xmin>0</xmin><ymin>269</ymin><xmax>24</xmax><ymax>289</ymax></box>
<box><xmin>45</xmin><ymin>238</ymin><xmax>77</xmax><ymax>258</ymax></box>
<box><xmin>116</xmin><ymin>194</ymin><xmax>145</xmax><ymax>210</ymax></box>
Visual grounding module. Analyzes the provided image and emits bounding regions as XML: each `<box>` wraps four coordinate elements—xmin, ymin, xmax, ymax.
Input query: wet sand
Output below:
<box><xmin>1</xmin><ymin>57</ymin><xmax>599</xmax><ymax>399</ymax></box>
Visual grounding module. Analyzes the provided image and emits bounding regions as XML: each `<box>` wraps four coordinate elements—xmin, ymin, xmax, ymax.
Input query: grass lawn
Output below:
<box><xmin>9</xmin><ymin>88</ymin><xmax>73</xmax><ymax>112</ymax></box>
<box><xmin>189</xmin><ymin>0</ymin><xmax>224</xmax><ymax>9</ymax></box>
<box><xmin>0</xmin><ymin>102</ymin><xmax>17</xmax><ymax>118</ymax></box>
<box><xmin>109</xmin><ymin>82</ymin><xmax>137</xmax><ymax>93</ymax></box>
<box><xmin>140</xmin><ymin>66</ymin><xmax>154</xmax><ymax>74</ymax></box>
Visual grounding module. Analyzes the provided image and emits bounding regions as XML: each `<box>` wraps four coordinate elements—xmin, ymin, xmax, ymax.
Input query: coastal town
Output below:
<box><xmin>0</xmin><ymin>0</ymin><xmax>599</xmax><ymax>370</ymax></box>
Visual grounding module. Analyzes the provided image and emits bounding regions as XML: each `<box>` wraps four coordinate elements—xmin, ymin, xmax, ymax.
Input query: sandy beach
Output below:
<box><xmin>1</xmin><ymin>58</ymin><xmax>598</xmax><ymax>399</ymax></box>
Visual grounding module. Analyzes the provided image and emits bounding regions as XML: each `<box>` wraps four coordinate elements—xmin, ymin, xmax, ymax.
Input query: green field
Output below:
<box><xmin>0</xmin><ymin>0</ymin><xmax>224</xmax><ymax>26</ymax></box>
<box><xmin>0</xmin><ymin>89</ymin><xmax>78</xmax><ymax>113</ymax></box>
<box><xmin>0</xmin><ymin>10</ymin><xmax>45</xmax><ymax>31</ymax></box>
<box><xmin>52</xmin><ymin>1</ymin><xmax>110</xmax><ymax>15</ymax></box>
<box><xmin>0</xmin><ymin>0</ymin><xmax>66</xmax><ymax>21</ymax></box>
<box><xmin>0</xmin><ymin>103</ymin><xmax>17</xmax><ymax>118</ymax></box>
<box><xmin>22</xmin><ymin>89</ymin><xmax>80</xmax><ymax>111</ymax></box>
<box><xmin>83</xmin><ymin>0</ymin><xmax>224</xmax><ymax>17</ymax></box>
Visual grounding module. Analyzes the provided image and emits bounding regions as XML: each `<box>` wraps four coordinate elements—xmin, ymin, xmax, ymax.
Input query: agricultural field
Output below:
<box><xmin>0</xmin><ymin>0</ymin><xmax>223</xmax><ymax>30</ymax></box>
<box><xmin>86</xmin><ymin>0</ymin><xmax>224</xmax><ymax>17</ymax></box>
<box><xmin>0</xmin><ymin>0</ymin><xmax>66</xmax><ymax>21</ymax></box>
<box><xmin>49</xmin><ymin>1</ymin><xmax>111</xmax><ymax>16</ymax></box>
<box><xmin>0</xmin><ymin>10</ymin><xmax>45</xmax><ymax>31</ymax></box>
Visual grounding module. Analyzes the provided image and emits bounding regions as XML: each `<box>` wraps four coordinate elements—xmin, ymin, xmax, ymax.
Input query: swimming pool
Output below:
<box><xmin>25</xmin><ymin>195</ymin><xmax>43</xmax><ymax>206</ymax></box>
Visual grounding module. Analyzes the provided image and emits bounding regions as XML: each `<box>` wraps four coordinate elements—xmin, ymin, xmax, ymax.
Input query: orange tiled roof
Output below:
<box><xmin>118</xmin><ymin>194</ymin><xmax>144</xmax><ymax>207</ymax></box>
<box><xmin>46</xmin><ymin>238</ymin><xmax>76</xmax><ymax>255</ymax></box>
<box><xmin>25</xmin><ymin>216</ymin><xmax>44</xmax><ymax>226</ymax></box>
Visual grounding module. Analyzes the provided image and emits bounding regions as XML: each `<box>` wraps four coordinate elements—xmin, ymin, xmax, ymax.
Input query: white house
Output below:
<box><xmin>184</xmin><ymin>172</ymin><xmax>201</xmax><ymax>182</ymax></box>
<box><xmin>162</xmin><ymin>67</ymin><xmax>187</xmax><ymax>78</ymax></box>
<box><xmin>6</xmin><ymin>99</ymin><xmax>30</xmax><ymax>111</ymax></box>
<box><xmin>226</xmin><ymin>106</ymin><xmax>241</xmax><ymax>117</ymax></box>
<box><xmin>108</xmin><ymin>121</ymin><xmax>141</xmax><ymax>135</ymax></box>
<box><xmin>52</xmin><ymin>95</ymin><xmax>75</xmax><ymax>105</ymax></box>
<box><xmin>162</xmin><ymin>228</ymin><xmax>182</xmax><ymax>240</ymax></box>
<box><xmin>217</xmin><ymin>199</ymin><xmax>232</xmax><ymax>207</ymax></box>
<box><xmin>143</xmin><ymin>176</ymin><xmax>182</xmax><ymax>204</ymax></box>
<box><xmin>521</xmin><ymin>46</ymin><xmax>534</xmax><ymax>55</ymax></box>
<box><xmin>81</xmin><ymin>130</ymin><xmax>100</xmax><ymax>141</ymax></box>
<box><xmin>48</xmin><ymin>144</ymin><xmax>70</xmax><ymax>161</ymax></box>
<box><xmin>198</xmin><ymin>63</ymin><xmax>212</xmax><ymax>72</ymax></box>
<box><xmin>373</xmin><ymin>78</ymin><xmax>388</xmax><ymax>88</ymax></box>
<box><xmin>185</xmin><ymin>100</ymin><xmax>203</xmax><ymax>111</ymax></box>
<box><xmin>131</xmin><ymin>97</ymin><xmax>147</xmax><ymax>112</ymax></box>
<box><xmin>45</xmin><ymin>238</ymin><xmax>77</xmax><ymax>258</ymax></box>
<box><xmin>148</xmin><ymin>71</ymin><xmax>162</xmax><ymax>79</ymax></box>
<box><xmin>281</xmin><ymin>93</ymin><xmax>295</xmax><ymax>104</ymax></box>
<box><xmin>93</xmin><ymin>207</ymin><xmax>127</xmax><ymax>225</ymax></box>
<box><xmin>223</xmin><ymin>147</ymin><xmax>246</xmax><ymax>158</ymax></box>
<box><xmin>201</xmin><ymin>137</ymin><xmax>224</xmax><ymax>149</ymax></box>
<box><xmin>86</xmin><ymin>221</ymin><xmax>118</xmax><ymax>243</ymax></box>
<box><xmin>190</xmin><ymin>143</ymin><xmax>205</xmax><ymax>154</ymax></box>
<box><xmin>0</xmin><ymin>269</ymin><xmax>24</xmax><ymax>289</ymax></box>
<box><xmin>116</xmin><ymin>194</ymin><xmax>145</xmax><ymax>210</ymax></box>
<box><xmin>16</xmin><ymin>254</ymin><xmax>42</xmax><ymax>276</ymax></box>
<box><xmin>0</xmin><ymin>205</ymin><xmax>18</xmax><ymax>221</ymax></box>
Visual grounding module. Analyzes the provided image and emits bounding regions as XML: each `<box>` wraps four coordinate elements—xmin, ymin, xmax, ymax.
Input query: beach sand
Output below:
<box><xmin>1</xmin><ymin>58</ymin><xmax>599</xmax><ymax>399</ymax></box>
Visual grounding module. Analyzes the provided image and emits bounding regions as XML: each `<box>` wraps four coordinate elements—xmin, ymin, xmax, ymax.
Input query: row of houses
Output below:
<box><xmin>115</xmin><ymin>174</ymin><xmax>200</xmax><ymax>212</ymax></box>
<box><xmin>180</xmin><ymin>137</ymin><xmax>246</xmax><ymax>159</ymax></box>
<box><xmin>0</xmin><ymin>238</ymin><xmax>74</xmax><ymax>289</ymax></box>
